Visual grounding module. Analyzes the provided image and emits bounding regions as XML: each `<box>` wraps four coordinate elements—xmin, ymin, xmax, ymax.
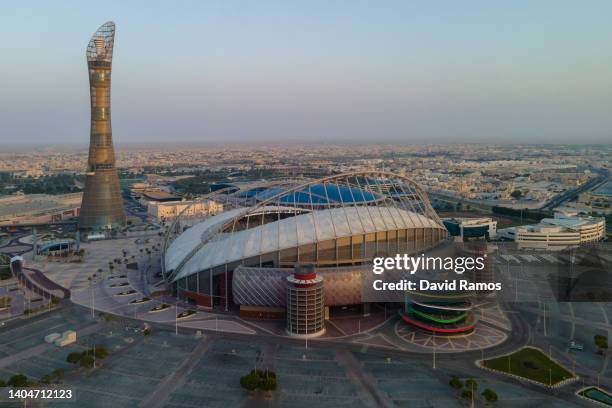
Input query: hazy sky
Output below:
<box><xmin>1</xmin><ymin>1</ymin><xmax>612</xmax><ymax>145</ymax></box>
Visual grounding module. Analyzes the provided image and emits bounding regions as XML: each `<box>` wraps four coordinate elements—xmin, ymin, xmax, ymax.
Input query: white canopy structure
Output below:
<box><xmin>162</xmin><ymin>171</ymin><xmax>448</xmax><ymax>308</ymax></box>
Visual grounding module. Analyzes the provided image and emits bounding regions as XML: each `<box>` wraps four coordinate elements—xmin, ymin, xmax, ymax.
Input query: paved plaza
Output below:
<box><xmin>0</xmin><ymin>234</ymin><xmax>610</xmax><ymax>407</ymax></box>
<box><xmin>0</xmin><ymin>305</ymin><xmax>593</xmax><ymax>407</ymax></box>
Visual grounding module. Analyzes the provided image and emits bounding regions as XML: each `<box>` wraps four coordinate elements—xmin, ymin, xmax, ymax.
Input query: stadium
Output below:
<box><xmin>162</xmin><ymin>171</ymin><xmax>449</xmax><ymax>319</ymax></box>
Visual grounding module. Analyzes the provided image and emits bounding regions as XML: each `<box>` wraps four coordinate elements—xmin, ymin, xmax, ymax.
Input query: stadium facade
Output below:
<box><xmin>79</xmin><ymin>22</ymin><xmax>126</xmax><ymax>231</ymax></box>
<box><xmin>163</xmin><ymin>172</ymin><xmax>449</xmax><ymax>314</ymax></box>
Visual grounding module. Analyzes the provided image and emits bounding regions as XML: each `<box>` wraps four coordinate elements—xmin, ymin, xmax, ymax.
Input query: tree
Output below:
<box><xmin>465</xmin><ymin>378</ymin><xmax>478</xmax><ymax>393</ymax></box>
<box><xmin>594</xmin><ymin>335</ymin><xmax>608</xmax><ymax>351</ymax></box>
<box><xmin>449</xmin><ymin>376</ymin><xmax>463</xmax><ymax>389</ymax></box>
<box><xmin>461</xmin><ymin>389</ymin><xmax>473</xmax><ymax>400</ymax></box>
<box><xmin>90</xmin><ymin>346</ymin><xmax>108</xmax><ymax>359</ymax></box>
<box><xmin>240</xmin><ymin>372</ymin><xmax>259</xmax><ymax>392</ymax></box>
<box><xmin>8</xmin><ymin>374</ymin><xmax>28</xmax><ymax>387</ymax></box>
<box><xmin>0</xmin><ymin>296</ymin><xmax>11</xmax><ymax>309</ymax></box>
<box><xmin>511</xmin><ymin>190</ymin><xmax>522</xmax><ymax>199</ymax></box>
<box><xmin>482</xmin><ymin>388</ymin><xmax>498</xmax><ymax>403</ymax></box>
<box><xmin>240</xmin><ymin>370</ymin><xmax>277</xmax><ymax>393</ymax></box>
<box><xmin>79</xmin><ymin>354</ymin><xmax>95</xmax><ymax>368</ymax></box>
<box><xmin>0</xmin><ymin>379</ymin><xmax>6</xmax><ymax>387</ymax></box>
<box><xmin>67</xmin><ymin>352</ymin><xmax>82</xmax><ymax>364</ymax></box>
<box><xmin>41</xmin><ymin>368</ymin><xmax>64</xmax><ymax>385</ymax></box>
<box><xmin>261</xmin><ymin>376</ymin><xmax>277</xmax><ymax>391</ymax></box>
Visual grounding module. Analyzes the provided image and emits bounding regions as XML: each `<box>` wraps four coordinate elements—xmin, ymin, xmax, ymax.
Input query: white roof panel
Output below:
<box><xmin>171</xmin><ymin>206</ymin><xmax>443</xmax><ymax>282</ymax></box>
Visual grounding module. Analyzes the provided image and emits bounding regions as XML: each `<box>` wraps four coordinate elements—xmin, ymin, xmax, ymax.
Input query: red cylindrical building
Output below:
<box><xmin>286</xmin><ymin>264</ymin><xmax>325</xmax><ymax>337</ymax></box>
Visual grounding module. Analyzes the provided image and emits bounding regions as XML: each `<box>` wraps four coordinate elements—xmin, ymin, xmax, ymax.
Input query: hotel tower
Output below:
<box><xmin>79</xmin><ymin>22</ymin><xmax>126</xmax><ymax>231</ymax></box>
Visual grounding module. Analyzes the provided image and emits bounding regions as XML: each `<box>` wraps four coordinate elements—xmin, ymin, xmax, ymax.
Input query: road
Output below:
<box><xmin>429</xmin><ymin>173</ymin><xmax>608</xmax><ymax>215</ymax></box>
<box><xmin>541</xmin><ymin>175</ymin><xmax>606</xmax><ymax>211</ymax></box>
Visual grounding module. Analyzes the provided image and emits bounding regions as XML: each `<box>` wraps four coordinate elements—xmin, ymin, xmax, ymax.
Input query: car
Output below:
<box><xmin>569</xmin><ymin>341</ymin><xmax>584</xmax><ymax>351</ymax></box>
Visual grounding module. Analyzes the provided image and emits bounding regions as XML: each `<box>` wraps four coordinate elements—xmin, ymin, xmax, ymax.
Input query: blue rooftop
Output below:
<box><xmin>254</xmin><ymin>183</ymin><xmax>381</xmax><ymax>205</ymax></box>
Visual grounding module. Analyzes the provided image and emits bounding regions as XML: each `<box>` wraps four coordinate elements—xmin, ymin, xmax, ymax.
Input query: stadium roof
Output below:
<box><xmin>167</xmin><ymin>205</ymin><xmax>442</xmax><ymax>282</ymax></box>
<box><xmin>162</xmin><ymin>171</ymin><xmax>447</xmax><ymax>283</ymax></box>
<box><xmin>253</xmin><ymin>183</ymin><xmax>381</xmax><ymax>205</ymax></box>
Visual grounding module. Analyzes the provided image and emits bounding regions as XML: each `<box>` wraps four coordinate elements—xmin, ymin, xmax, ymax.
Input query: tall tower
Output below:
<box><xmin>79</xmin><ymin>22</ymin><xmax>126</xmax><ymax>231</ymax></box>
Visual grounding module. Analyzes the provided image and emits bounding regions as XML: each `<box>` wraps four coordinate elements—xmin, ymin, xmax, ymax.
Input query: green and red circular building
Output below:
<box><xmin>400</xmin><ymin>289</ymin><xmax>477</xmax><ymax>335</ymax></box>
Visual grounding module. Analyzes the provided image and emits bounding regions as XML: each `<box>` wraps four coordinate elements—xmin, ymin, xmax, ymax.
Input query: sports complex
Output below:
<box><xmin>163</xmin><ymin>171</ymin><xmax>456</xmax><ymax>334</ymax></box>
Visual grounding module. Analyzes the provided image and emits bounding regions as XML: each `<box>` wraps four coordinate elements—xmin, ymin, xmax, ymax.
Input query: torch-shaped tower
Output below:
<box><xmin>79</xmin><ymin>22</ymin><xmax>126</xmax><ymax>231</ymax></box>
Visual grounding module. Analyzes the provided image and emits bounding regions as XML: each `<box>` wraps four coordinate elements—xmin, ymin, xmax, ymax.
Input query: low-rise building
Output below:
<box><xmin>0</xmin><ymin>193</ymin><xmax>81</xmax><ymax>226</ymax></box>
<box><xmin>498</xmin><ymin>210</ymin><xmax>605</xmax><ymax>249</ymax></box>
<box><xmin>443</xmin><ymin>217</ymin><xmax>497</xmax><ymax>240</ymax></box>
<box><xmin>147</xmin><ymin>200</ymin><xmax>223</xmax><ymax>220</ymax></box>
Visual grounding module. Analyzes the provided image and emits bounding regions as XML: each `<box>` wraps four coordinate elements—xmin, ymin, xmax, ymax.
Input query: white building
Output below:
<box><xmin>147</xmin><ymin>200</ymin><xmax>223</xmax><ymax>220</ymax></box>
<box><xmin>498</xmin><ymin>210</ymin><xmax>605</xmax><ymax>249</ymax></box>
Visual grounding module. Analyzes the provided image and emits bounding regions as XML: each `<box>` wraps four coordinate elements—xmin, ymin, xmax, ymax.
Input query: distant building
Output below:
<box><xmin>129</xmin><ymin>182</ymin><xmax>150</xmax><ymax>199</ymax></box>
<box><xmin>147</xmin><ymin>200</ymin><xmax>223</xmax><ymax>220</ymax></box>
<box><xmin>578</xmin><ymin>180</ymin><xmax>612</xmax><ymax>215</ymax></box>
<box><xmin>498</xmin><ymin>210</ymin><xmax>605</xmax><ymax>249</ymax></box>
<box><xmin>0</xmin><ymin>193</ymin><xmax>81</xmax><ymax>226</ymax></box>
<box><xmin>443</xmin><ymin>217</ymin><xmax>497</xmax><ymax>240</ymax></box>
<box><xmin>139</xmin><ymin>190</ymin><xmax>182</xmax><ymax>205</ymax></box>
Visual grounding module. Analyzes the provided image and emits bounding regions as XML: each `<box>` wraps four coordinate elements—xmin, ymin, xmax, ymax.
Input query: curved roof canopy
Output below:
<box><xmin>163</xmin><ymin>171</ymin><xmax>447</xmax><ymax>282</ymax></box>
<box><xmin>168</xmin><ymin>205</ymin><xmax>443</xmax><ymax>282</ymax></box>
<box><xmin>87</xmin><ymin>21</ymin><xmax>115</xmax><ymax>63</ymax></box>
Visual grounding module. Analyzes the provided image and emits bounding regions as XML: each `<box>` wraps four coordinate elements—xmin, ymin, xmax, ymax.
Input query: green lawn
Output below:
<box><xmin>483</xmin><ymin>347</ymin><xmax>574</xmax><ymax>386</ymax></box>
<box><xmin>579</xmin><ymin>387</ymin><xmax>612</xmax><ymax>406</ymax></box>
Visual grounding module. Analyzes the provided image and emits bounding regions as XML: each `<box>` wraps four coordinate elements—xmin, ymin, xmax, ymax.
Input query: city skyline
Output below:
<box><xmin>1</xmin><ymin>1</ymin><xmax>612</xmax><ymax>145</ymax></box>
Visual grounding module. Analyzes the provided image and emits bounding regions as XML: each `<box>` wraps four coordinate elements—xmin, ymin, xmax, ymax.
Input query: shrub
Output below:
<box><xmin>261</xmin><ymin>376</ymin><xmax>277</xmax><ymax>391</ymax></box>
<box><xmin>67</xmin><ymin>352</ymin><xmax>82</xmax><ymax>364</ymax></box>
<box><xmin>0</xmin><ymin>379</ymin><xmax>7</xmax><ymax>387</ymax></box>
<box><xmin>594</xmin><ymin>335</ymin><xmax>608</xmax><ymax>349</ymax></box>
<box><xmin>240</xmin><ymin>370</ymin><xmax>277</xmax><ymax>392</ymax></box>
<box><xmin>79</xmin><ymin>354</ymin><xmax>95</xmax><ymax>368</ymax></box>
<box><xmin>465</xmin><ymin>378</ymin><xmax>478</xmax><ymax>392</ymax></box>
<box><xmin>449</xmin><ymin>376</ymin><xmax>463</xmax><ymax>389</ymax></box>
<box><xmin>41</xmin><ymin>369</ymin><xmax>64</xmax><ymax>385</ymax></box>
<box><xmin>8</xmin><ymin>374</ymin><xmax>28</xmax><ymax>387</ymax></box>
<box><xmin>0</xmin><ymin>296</ymin><xmax>11</xmax><ymax>308</ymax></box>
<box><xmin>511</xmin><ymin>190</ymin><xmax>522</xmax><ymax>199</ymax></box>
<box><xmin>461</xmin><ymin>389</ymin><xmax>473</xmax><ymax>400</ymax></box>
<box><xmin>240</xmin><ymin>373</ymin><xmax>259</xmax><ymax>391</ymax></box>
<box><xmin>87</xmin><ymin>346</ymin><xmax>108</xmax><ymax>359</ymax></box>
<box><xmin>482</xmin><ymin>388</ymin><xmax>498</xmax><ymax>403</ymax></box>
